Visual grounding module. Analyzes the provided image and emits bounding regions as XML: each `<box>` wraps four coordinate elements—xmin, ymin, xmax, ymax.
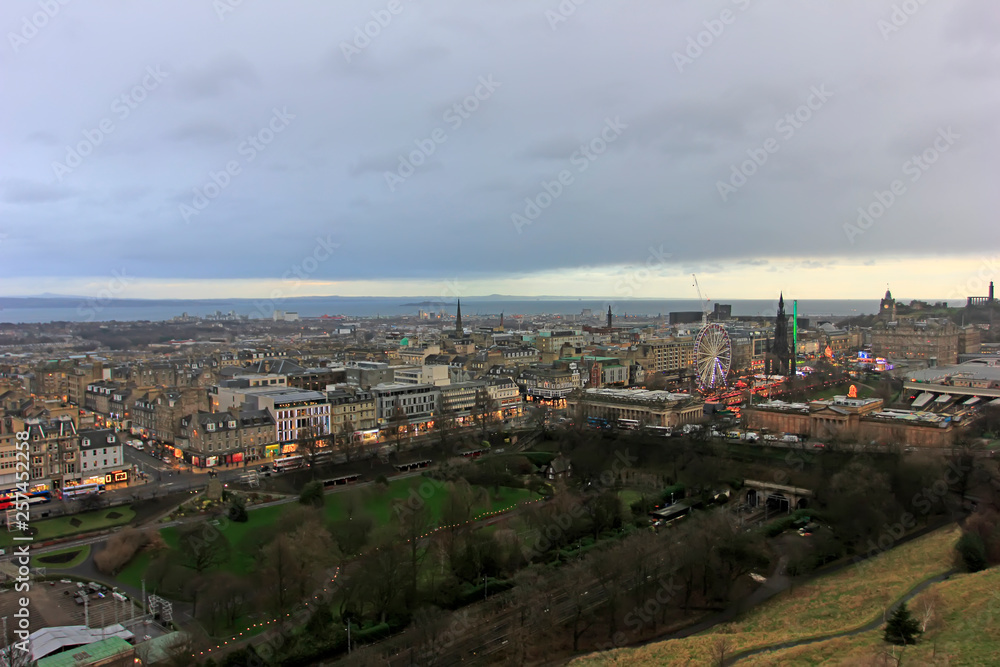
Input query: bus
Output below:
<box><xmin>644</xmin><ymin>425</ymin><xmax>673</xmax><ymax>438</ymax></box>
<box><xmin>61</xmin><ymin>482</ymin><xmax>106</xmax><ymax>498</ymax></box>
<box><xmin>617</xmin><ymin>419</ymin><xmax>640</xmax><ymax>430</ymax></box>
<box><xmin>587</xmin><ymin>416</ymin><xmax>610</xmax><ymax>429</ymax></box>
<box><xmin>273</xmin><ymin>455</ymin><xmax>305</xmax><ymax>472</ymax></box>
<box><xmin>0</xmin><ymin>485</ymin><xmax>53</xmax><ymax>510</ymax></box>
<box><xmin>308</xmin><ymin>451</ymin><xmax>335</xmax><ymax>466</ymax></box>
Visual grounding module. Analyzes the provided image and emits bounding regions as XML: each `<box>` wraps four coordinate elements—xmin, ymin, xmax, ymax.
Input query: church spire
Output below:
<box><xmin>455</xmin><ymin>299</ymin><xmax>462</xmax><ymax>333</ymax></box>
<box><xmin>607</xmin><ymin>305</ymin><xmax>612</xmax><ymax>329</ymax></box>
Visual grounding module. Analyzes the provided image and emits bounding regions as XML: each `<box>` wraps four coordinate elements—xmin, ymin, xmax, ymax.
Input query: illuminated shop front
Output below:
<box><xmin>65</xmin><ymin>470</ymin><xmax>129</xmax><ymax>488</ymax></box>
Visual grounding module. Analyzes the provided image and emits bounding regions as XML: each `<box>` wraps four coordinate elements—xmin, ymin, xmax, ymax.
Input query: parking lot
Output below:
<box><xmin>0</xmin><ymin>580</ymin><xmax>138</xmax><ymax>633</ymax></box>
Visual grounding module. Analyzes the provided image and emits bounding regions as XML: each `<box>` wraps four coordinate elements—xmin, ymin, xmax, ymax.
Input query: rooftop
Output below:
<box><xmin>580</xmin><ymin>388</ymin><xmax>696</xmax><ymax>404</ymax></box>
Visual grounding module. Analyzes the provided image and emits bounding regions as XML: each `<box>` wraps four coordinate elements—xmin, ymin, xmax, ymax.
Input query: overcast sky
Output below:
<box><xmin>2</xmin><ymin>0</ymin><xmax>998</xmax><ymax>301</ymax></box>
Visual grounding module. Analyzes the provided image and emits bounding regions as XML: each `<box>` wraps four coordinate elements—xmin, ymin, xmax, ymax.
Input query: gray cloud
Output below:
<box><xmin>0</xmin><ymin>0</ymin><xmax>995</xmax><ymax>286</ymax></box>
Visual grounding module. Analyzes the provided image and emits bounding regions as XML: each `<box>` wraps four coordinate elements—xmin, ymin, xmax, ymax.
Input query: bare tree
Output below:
<box><xmin>710</xmin><ymin>636</ymin><xmax>732</xmax><ymax>666</ymax></box>
<box><xmin>339</xmin><ymin>417</ymin><xmax>359</xmax><ymax>461</ymax></box>
<box><xmin>294</xmin><ymin>421</ymin><xmax>329</xmax><ymax>471</ymax></box>
<box><xmin>472</xmin><ymin>388</ymin><xmax>499</xmax><ymax>441</ymax></box>
<box><xmin>390</xmin><ymin>403</ymin><xmax>409</xmax><ymax>454</ymax></box>
<box><xmin>176</xmin><ymin>522</ymin><xmax>230</xmax><ymax>574</ymax></box>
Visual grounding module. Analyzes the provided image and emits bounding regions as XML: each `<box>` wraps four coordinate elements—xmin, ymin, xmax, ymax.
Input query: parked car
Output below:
<box><xmin>743</xmin><ymin>432</ymin><xmax>759</xmax><ymax>443</ymax></box>
<box><xmin>780</xmin><ymin>434</ymin><xmax>800</xmax><ymax>444</ymax></box>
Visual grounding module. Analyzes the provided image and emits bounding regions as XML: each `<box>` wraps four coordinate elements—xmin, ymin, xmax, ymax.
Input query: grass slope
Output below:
<box><xmin>0</xmin><ymin>506</ymin><xmax>136</xmax><ymax>548</ymax></box>
<box><xmin>740</xmin><ymin>567</ymin><xmax>1000</xmax><ymax>665</ymax></box>
<box><xmin>32</xmin><ymin>544</ymin><xmax>91</xmax><ymax>569</ymax></box>
<box><xmin>119</xmin><ymin>478</ymin><xmax>532</xmax><ymax>582</ymax></box>
<box><xmin>572</xmin><ymin>524</ymin><xmax>960</xmax><ymax>666</ymax></box>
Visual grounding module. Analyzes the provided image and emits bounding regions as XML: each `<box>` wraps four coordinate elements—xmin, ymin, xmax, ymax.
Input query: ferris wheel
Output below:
<box><xmin>694</xmin><ymin>323</ymin><xmax>732</xmax><ymax>390</ymax></box>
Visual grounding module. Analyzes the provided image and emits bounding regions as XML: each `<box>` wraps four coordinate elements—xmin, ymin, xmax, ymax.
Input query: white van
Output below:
<box><xmin>781</xmin><ymin>434</ymin><xmax>800</xmax><ymax>444</ymax></box>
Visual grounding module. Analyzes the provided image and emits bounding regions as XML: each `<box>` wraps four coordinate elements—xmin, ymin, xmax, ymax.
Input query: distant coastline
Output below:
<box><xmin>0</xmin><ymin>295</ymin><xmax>924</xmax><ymax>324</ymax></box>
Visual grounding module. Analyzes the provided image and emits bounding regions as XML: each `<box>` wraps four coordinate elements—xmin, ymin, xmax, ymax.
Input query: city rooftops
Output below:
<box><xmin>866</xmin><ymin>408</ymin><xmax>948</xmax><ymax>424</ymax></box>
<box><xmin>581</xmin><ymin>388</ymin><xmax>695</xmax><ymax>403</ymax></box>
<box><xmin>906</xmin><ymin>358</ymin><xmax>1000</xmax><ymax>384</ymax></box>
<box><xmin>78</xmin><ymin>428</ymin><xmax>118</xmax><ymax>449</ymax></box>
<box><xmin>237</xmin><ymin>387</ymin><xmax>328</xmax><ymax>403</ymax></box>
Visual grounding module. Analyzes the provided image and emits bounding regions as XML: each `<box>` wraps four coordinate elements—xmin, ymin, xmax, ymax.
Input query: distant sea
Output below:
<box><xmin>0</xmin><ymin>296</ymin><xmax>936</xmax><ymax>324</ymax></box>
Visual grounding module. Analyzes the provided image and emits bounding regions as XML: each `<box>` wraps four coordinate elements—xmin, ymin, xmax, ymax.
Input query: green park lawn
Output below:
<box><xmin>119</xmin><ymin>477</ymin><xmax>534</xmax><ymax>584</ymax></box>
<box><xmin>0</xmin><ymin>506</ymin><xmax>135</xmax><ymax>549</ymax></box>
<box><xmin>32</xmin><ymin>544</ymin><xmax>91</xmax><ymax>569</ymax></box>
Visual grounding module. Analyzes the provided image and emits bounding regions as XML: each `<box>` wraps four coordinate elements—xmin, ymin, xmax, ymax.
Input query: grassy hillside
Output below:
<box><xmin>740</xmin><ymin>567</ymin><xmax>1000</xmax><ymax>665</ymax></box>
<box><xmin>572</xmin><ymin>525</ymin><xmax>962</xmax><ymax>666</ymax></box>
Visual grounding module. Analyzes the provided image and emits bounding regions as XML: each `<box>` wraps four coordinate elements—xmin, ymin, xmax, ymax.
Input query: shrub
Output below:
<box><xmin>228</xmin><ymin>496</ymin><xmax>248</xmax><ymax>523</ymax></box>
<box><xmin>299</xmin><ymin>481</ymin><xmax>324</xmax><ymax>508</ymax></box>
<box><xmin>94</xmin><ymin>528</ymin><xmax>153</xmax><ymax>575</ymax></box>
<box><xmin>956</xmin><ymin>532</ymin><xmax>988</xmax><ymax>572</ymax></box>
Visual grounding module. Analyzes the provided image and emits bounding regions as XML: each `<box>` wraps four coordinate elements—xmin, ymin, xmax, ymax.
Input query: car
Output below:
<box><xmin>260</xmin><ymin>464</ymin><xmax>271</xmax><ymax>472</ymax></box>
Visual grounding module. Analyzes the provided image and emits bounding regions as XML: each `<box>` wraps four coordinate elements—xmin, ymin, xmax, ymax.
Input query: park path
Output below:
<box><xmin>567</xmin><ymin>519</ymin><xmax>956</xmax><ymax>662</ymax></box>
<box><xmin>725</xmin><ymin>568</ymin><xmax>957</xmax><ymax>665</ymax></box>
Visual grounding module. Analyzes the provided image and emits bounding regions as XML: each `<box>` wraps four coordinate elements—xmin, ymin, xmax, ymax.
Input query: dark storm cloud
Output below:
<box><xmin>0</xmin><ymin>0</ymin><xmax>996</xmax><ymax>287</ymax></box>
